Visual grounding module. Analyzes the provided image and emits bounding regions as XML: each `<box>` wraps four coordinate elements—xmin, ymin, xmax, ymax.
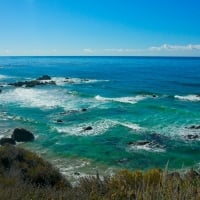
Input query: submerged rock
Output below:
<box><xmin>0</xmin><ymin>138</ymin><xmax>16</xmax><ymax>146</ymax></box>
<box><xmin>11</xmin><ymin>128</ymin><xmax>34</xmax><ymax>142</ymax></box>
<box><xmin>57</xmin><ymin>119</ymin><xmax>63</xmax><ymax>123</ymax></box>
<box><xmin>128</xmin><ymin>141</ymin><xmax>150</xmax><ymax>146</ymax></box>
<box><xmin>83</xmin><ymin>126</ymin><xmax>93</xmax><ymax>131</ymax></box>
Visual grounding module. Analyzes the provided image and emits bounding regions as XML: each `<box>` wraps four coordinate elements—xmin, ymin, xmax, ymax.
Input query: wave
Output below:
<box><xmin>0</xmin><ymin>75</ymin><xmax>10</xmax><ymax>80</ymax></box>
<box><xmin>112</xmin><ymin>121</ymin><xmax>142</xmax><ymax>131</ymax></box>
<box><xmin>95</xmin><ymin>95</ymin><xmax>151</xmax><ymax>104</ymax></box>
<box><xmin>54</xmin><ymin>120</ymin><xmax>116</xmax><ymax>136</ymax></box>
<box><xmin>0</xmin><ymin>88</ymin><xmax>73</xmax><ymax>110</ymax></box>
<box><xmin>54</xmin><ymin>120</ymin><xmax>142</xmax><ymax>136</ymax></box>
<box><xmin>175</xmin><ymin>95</ymin><xmax>200</xmax><ymax>102</ymax></box>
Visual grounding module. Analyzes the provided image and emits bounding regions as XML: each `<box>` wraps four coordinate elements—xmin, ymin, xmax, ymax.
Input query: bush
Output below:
<box><xmin>0</xmin><ymin>145</ymin><xmax>200</xmax><ymax>199</ymax></box>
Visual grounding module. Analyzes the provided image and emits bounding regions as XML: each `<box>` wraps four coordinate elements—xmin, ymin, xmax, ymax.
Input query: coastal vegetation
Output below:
<box><xmin>0</xmin><ymin>145</ymin><xmax>199</xmax><ymax>200</ymax></box>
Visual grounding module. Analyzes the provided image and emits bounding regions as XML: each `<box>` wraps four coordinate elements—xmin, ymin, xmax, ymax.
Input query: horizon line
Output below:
<box><xmin>0</xmin><ymin>55</ymin><xmax>200</xmax><ymax>58</ymax></box>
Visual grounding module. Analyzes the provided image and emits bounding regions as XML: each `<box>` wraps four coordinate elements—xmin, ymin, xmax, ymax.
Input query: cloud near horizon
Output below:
<box><xmin>149</xmin><ymin>44</ymin><xmax>200</xmax><ymax>51</ymax></box>
<box><xmin>82</xmin><ymin>44</ymin><xmax>200</xmax><ymax>55</ymax></box>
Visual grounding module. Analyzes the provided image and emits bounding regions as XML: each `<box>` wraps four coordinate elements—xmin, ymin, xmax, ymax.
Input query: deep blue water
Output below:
<box><xmin>0</xmin><ymin>56</ymin><xmax>200</xmax><ymax>179</ymax></box>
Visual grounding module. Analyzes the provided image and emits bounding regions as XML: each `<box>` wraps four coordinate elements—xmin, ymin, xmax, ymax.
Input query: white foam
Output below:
<box><xmin>54</xmin><ymin>120</ymin><xmax>142</xmax><ymax>136</ymax></box>
<box><xmin>128</xmin><ymin>143</ymin><xmax>165</xmax><ymax>153</ymax></box>
<box><xmin>111</xmin><ymin>121</ymin><xmax>142</xmax><ymax>131</ymax></box>
<box><xmin>95</xmin><ymin>95</ymin><xmax>149</xmax><ymax>104</ymax></box>
<box><xmin>52</xmin><ymin>77</ymin><xmax>109</xmax><ymax>86</ymax></box>
<box><xmin>54</xmin><ymin>120</ymin><xmax>116</xmax><ymax>136</ymax></box>
<box><xmin>175</xmin><ymin>95</ymin><xmax>200</xmax><ymax>102</ymax></box>
<box><xmin>0</xmin><ymin>75</ymin><xmax>9</xmax><ymax>80</ymax></box>
<box><xmin>0</xmin><ymin>88</ymin><xmax>69</xmax><ymax>110</ymax></box>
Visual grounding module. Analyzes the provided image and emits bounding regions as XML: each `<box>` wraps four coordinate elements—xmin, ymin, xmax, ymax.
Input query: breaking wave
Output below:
<box><xmin>175</xmin><ymin>95</ymin><xmax>200</xmax><ymax>102</ymax></box>
<box><xmin>95</xmin><ymin>95</ymin><xmax>151</xmax><ymax>104</ymax></box>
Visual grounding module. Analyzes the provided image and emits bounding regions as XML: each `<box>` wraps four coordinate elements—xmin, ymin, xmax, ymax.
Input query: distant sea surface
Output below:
<box><xmin>0</xmin><ymin>56</ymin><xmax>200</xmax><ymax>180</ymax></box>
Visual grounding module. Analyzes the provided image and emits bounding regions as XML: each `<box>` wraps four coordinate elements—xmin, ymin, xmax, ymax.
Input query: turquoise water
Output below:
<box><xmin>0</xmin><ymin>56</ymin><xmax>200</xmax><ymax>178</ymax></box>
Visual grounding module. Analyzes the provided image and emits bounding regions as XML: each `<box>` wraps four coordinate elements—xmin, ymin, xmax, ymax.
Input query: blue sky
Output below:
<box><xmin>0</xmin><ymin>0</ymin><xmax>200</xmax><ymax>56</ymax></box>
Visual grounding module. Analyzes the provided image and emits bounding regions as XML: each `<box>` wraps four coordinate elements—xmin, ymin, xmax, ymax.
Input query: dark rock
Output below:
<box><xmin>37</xmin><ymin>75</ymin><xmax>51</xmax><ymax>80</ymax></box>
<box><xmin>24</xmin><ymin>80</ymin><xmax>39</xmax><ymax>88</ymax></box>
<box><xmin>11</xmin><ymin>128</ymin><xmax>34</xmax><ymax>142</ymax></box>
<box><xmin>64</xmin><ymin>80</ymin><xmax>75</xmax><ymax>84</ymax></box>
<box><xmin>56</xmin><ymin>119</ymin><xmax>63</xmax><ymax>123</ymax></box>
<box><xmin>188</xmin><ymin>125</ymin><xmax>200</xmax><ymax>129</ymax></box>
<box><xmin>118</xmin><ymin>158</ymin><xmax>128</xmax><ymax>163</ymax></box>
<box><xmin>9</xmin><ymin>79</ymin><xmax>56</xmax><ymax>88</ymax></box>
<box><xmin>74</xmin><ymin>172</ymin><xmax>80</xmax><ymax>176</ymax></box>
<box><xmin>185</xmin><ymin>134</ymin><xmax>199</xmax><ymax>140</ymax></box>
<box><xmin>128</xmin><ymin>141</ymin><xmax>134</xmax><ymax>145</ymax></box>
<box><xmin>60</xmin><ymin>111</ymin><xmax>67</xmax><ymax>115</ymax></box>
<box><xmin>83</xmin><ymin>126</ymin><xmax>93</xmax><ymax>131</ymax></box>
<box><xmin>81</xmin><ymin>108</ymin><xmax>87</xmax><ymax>112</ymax></box>
<box><xmin>67</xmin><ymin>110</ymin><xmax>79</xmax><ymax>114</ymax></box>
<box><xmin>128</xmin><ymin>140</ymin><xmax>150</xmax><ymax>146</ymax></box>
<box><xmin>0</xmin><ymin>138</ymin><xmax>16</xmax><ymax>146</ymax></box>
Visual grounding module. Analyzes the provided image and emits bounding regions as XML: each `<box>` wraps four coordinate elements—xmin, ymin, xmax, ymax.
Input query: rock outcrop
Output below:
<box><xmin>11</xmin><ymin>128</ymin><xmax>34</xmax><ymax>142</ymax></box>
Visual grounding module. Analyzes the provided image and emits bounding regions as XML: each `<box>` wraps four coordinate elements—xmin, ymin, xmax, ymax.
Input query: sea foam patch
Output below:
<box><xmin>111</xmin><ymin>120</ymin><xmax>142</xmax><ymax>131</ymax></box>
<box><xmin>0</xmin><ymin>88</ymin><xmax>70</xmax><ymax>109</ymax></box>
<box><xmin>127</xmin><ymin>142</ymin><xmax>165</xmax><ymax>153</ymax></box>
<box><xmin>54</xmin><ymin>120</ymin><xmax>142</xmax><ymax>136</ymax></box>
<box><xmin>95</xmin><ymin>95</ymin><xmax>150</xmax><ymax>104</ymax></box>
<box><xmin>175</xmin><ymin>95</ymin><xmax>200</xmax><ymax>102</ymax></box>
<box><xmin>0</xmin><ymin>75</ymin><xmax>10</xmax><ymax>80</ymax></box>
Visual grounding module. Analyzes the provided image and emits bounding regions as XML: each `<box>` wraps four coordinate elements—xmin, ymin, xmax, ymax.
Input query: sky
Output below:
<box><xmin>0</xmin><ymin>0</ymin><xmax>200</xmax><ymax>56</ymax></box>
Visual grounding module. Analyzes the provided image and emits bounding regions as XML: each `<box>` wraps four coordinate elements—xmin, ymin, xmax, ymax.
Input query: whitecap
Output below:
<box><xmin>175</xmin><ymin>95</ymin><xmax>200</xmax><ymax>102</ymax></box>
<box><xmin>95</xmin><ymin>95</ymin><xmax>150</xmax><ymax>104</ymax></box>
<box><xmin>111</xmin><ymin>120</ymin><xmax>142</xmax><ymax>131</ymax></box>
<box><xmin>0</xmin><ymin>74</ymin><xmax>9</xmax><ymax>80</ymax></box>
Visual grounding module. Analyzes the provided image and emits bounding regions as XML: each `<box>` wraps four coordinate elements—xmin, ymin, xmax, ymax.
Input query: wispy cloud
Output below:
<box><xmin>149</xmin><ymin>44</ymin><xmax>200</xmax><ymax>51</ymax></box>
<box><xmin>83</xmin><ymin>48</ymin><xmax>94</xmax><ymax>53</ymax></box>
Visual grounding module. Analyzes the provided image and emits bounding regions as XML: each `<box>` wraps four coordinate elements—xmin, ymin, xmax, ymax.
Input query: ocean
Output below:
<box><xmin>0</xmin><ymin>56</ymin><xmax>200</xmax><ymax>181</ymax></box>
